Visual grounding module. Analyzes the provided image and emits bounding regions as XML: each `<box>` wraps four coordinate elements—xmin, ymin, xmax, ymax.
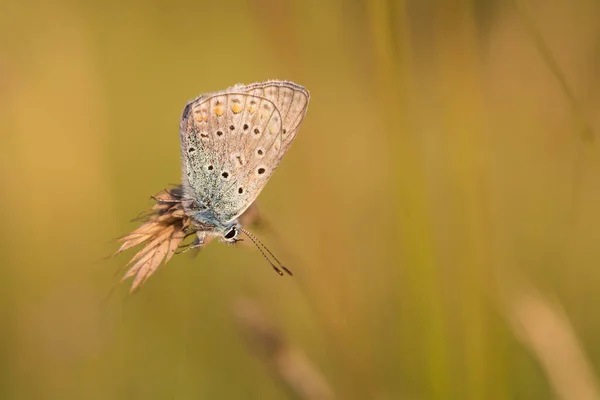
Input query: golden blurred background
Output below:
<box><xmin>2</xmin><ymin>0</ymin><xmax>600</xmax><ymax>398</ymax></box>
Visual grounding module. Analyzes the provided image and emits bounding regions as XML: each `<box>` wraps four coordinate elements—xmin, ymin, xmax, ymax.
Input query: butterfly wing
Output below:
<box><xmin>240</xmin><ymin>80</ymin><xmax>310</xmax><ymax>157</ymax></box>
<box><xmin>179</xmin><ymin>80</ymin><xmax>309</xmax><ymax>223</ymax></box>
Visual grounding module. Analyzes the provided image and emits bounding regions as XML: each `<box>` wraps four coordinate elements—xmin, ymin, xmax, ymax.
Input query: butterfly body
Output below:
<box><xmin>179</xmin><ymin>80</ymin><xmax>310</xmax><ymax>244</ymax></box>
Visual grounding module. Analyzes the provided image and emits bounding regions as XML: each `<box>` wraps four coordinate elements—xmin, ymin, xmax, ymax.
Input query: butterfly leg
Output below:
<box><xmin>176</xmin><ymin>232</ymin><xmax>206</xmax><ymax>254</ymax></box>
<box><xmin>151</xmin><ymin>195</ymin><xmax>183</xmax><ymax>204</ymax></box>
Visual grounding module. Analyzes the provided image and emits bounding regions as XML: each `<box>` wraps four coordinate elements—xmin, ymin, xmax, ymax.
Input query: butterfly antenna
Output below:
<box><xmin>239</xmin><ymin>228</ymin><xmax>292</xmax><ymax>276</ymax></box>
<box><xmin>239</xmin><ymin>230</ymin><xmax>283</xmax><ymax>275</ymax></box>
<box><xmin>248</xmin><ymin>231</ymin><xmax>292</xmax><ymax>276</ymax></box>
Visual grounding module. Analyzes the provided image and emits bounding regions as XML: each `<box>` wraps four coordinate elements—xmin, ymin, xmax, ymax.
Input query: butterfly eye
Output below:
<box><xmin>224</xmin><ymin>227</ymin><xmax>237</xmax><ymax>240</ymax></box>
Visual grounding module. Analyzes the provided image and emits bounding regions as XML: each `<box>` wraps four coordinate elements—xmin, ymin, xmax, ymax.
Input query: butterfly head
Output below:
<box><xmin>185</xmin><ymin>203</ymin><xmax>241</xmax><ymax>243</ymax></box>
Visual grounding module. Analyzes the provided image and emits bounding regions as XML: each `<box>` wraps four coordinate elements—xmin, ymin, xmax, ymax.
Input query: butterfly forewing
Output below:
<box><xmin>180</xmin><ymin>80</ymin><xmax>310</xmax><ymax>224</ymax></box>
<box><xmin>241</xmin><ymin>81</ymin><xmax>310</xmax><ymax>156</ymax></box>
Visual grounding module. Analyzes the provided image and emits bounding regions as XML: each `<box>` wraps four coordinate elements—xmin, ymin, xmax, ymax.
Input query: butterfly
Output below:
<box><xmin>114</xmin><ymin>80</ymin><xmax>310</xmax><ymax>291</ymax></box>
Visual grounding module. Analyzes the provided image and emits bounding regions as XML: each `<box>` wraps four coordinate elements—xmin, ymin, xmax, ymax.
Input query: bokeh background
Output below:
<box><xmin>2</xmin><ymin>0</ymin><xmax>600</xmax><ymax>399</ymax></box>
